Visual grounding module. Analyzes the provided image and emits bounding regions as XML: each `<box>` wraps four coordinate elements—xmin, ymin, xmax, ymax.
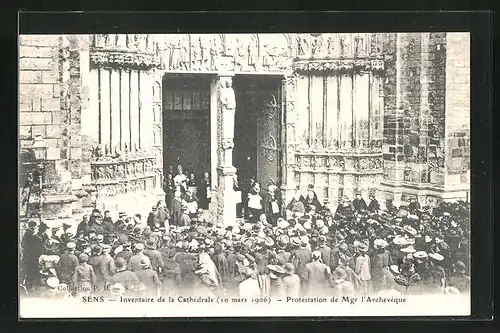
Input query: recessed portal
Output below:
<box><xmin>162</xmin><ymin>74</ymin><xmax>212</xmax><ymax>180</ymax></box>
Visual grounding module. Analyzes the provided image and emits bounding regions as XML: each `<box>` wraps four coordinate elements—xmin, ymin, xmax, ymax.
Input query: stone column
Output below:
<box><xmin>281</xmin><ymin>74</ymin><xmax>298</xmax><ymax>212</ymax></box>
<box><xmin>216</xmin><ymin>74</ymin><xmax>237</xmax><ymax>227</ymax></box>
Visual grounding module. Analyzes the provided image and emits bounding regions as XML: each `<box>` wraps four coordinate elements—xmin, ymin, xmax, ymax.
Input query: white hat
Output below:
<box><xmin>413</xmin><ymin>251</ymin><xmax>428</xmax><ymax>260</ymax></box>
<box><xmin>66</xmin><ymin>242</ymin><xmax>76</xmax><ymax>249</ymax></box>
<box><xmin>445</xmin><ymin>286</ymin><xmax>460</xmax><ymax>295</ymax></box>
<box><xmin>428</xmin><ymin>252</ymin><xmax>444</xmax><ymax>261</ymax></box>
<box><xmin>316</xmin><ymin>220</ymin><xmax>325</xmax><ymax>228</ymax></box>
<box><xmin>300</xmin><ymin>235</ymin><xmax>309</xmax><ymax>246</ymax></box>
<box><xmin>400</xmin><ymin>245</ymin><xmax>417</xmax><ymax>253</ymax></box>
<box><xmin>374</xmin><ymin>239</ymin><xmax>388</xmax><ymax>248</ymax></box>
<box><xmin>46</xmin><ymin>277</ymin><xmax>59</xmax><ymax>288</ymax></box>
<box><xmin>393</xmin><ymin>236</ymin><xmax>408</xmax><ymax>246</ymax></box>
<box><xmin>389</xmin><ymin>264</ymin><xmax>400</xmax><ymax>275</ymax></box>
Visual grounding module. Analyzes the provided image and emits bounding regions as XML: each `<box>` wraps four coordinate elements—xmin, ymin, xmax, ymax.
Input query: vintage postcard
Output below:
<box><xmin>19</xmin><ymin>32</ymin><xmax>470</xmax><ymax>317</ymax></box>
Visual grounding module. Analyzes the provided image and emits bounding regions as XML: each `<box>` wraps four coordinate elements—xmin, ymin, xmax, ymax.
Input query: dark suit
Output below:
<box><xmin>171</xmin><ymin>197</ymin><xmax>183</xmax><ymax>226</ymax></box>
<box><xmin>368</xmin><ymin>199</ymin><xmax>380</xmax><ymax>212</ymax></box>
<box><xmin>21</xmin><ymin>229</ymin><xmax>44</xmax><ymax>290</ymax></box>
<box><xmin>352</xmin><ymin>198</ymin><xmax>368</xmax><ymax>211</ymax></box>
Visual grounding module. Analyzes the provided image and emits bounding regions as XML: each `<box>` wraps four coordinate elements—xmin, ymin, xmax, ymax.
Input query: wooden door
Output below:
<box><xmin>256</xmin><ymin>91</ymin><xmax>282</xmax><ymax>188</ymax></box>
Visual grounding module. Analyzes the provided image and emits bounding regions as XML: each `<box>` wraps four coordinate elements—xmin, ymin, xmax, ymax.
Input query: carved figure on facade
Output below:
<box><xmin>97</xmin><ymin>166</ymin><xmax>105</xmax><ymax>180</ymax></box>
<box><xmin>191</xmin><ymin>39</ymin><xmax>202</xmax><ymax>71</ymax></box>
<box><xmin>146</xmin><ymin>35</ymin><xmax>154</xmax><ymax>53</ymax></box>
<box><xmin>326</xmin><ymin>35</ymin><xmax>336</xmax><ymax>57</ymax></box>
<box><xmin>221</xmin><ymin>138</ymin><xmax>234</xmax><ymax>150</ymax></box>
<box><xmin>116</xmin><ymin>164</ymin><xmax>125</xmax><ymax>179</ymax></box>
<box><xmin>261</xmin><ymin>44</ymin><xmax>271</xmax><ymax>69</ymax></box>
<box><xmin>339</xmin><ymin>34</ymin><xmax>349</xmax><ymax>57</ymax></box>
<box><xmin>248</xmin><ymin>35</ymin><xmax>259</xmax><ymax>70</ymax></box>
<box><xmin>115</xmin><ymin>34</ymin><xmax>126</xmax><ymax>48</ymax></box>
<box><xmin>94</xmin><ymin>34</ymin><xmax>106</xmax><ymax>48</ymax></box>
<box><xmin>311</xmin><ymin>34</ymin><xmax>323</xmax><ymax>57</ymax></box>
<box><xmin>200</xmin><ymin>37</ymin><xmax>210</xmax><ymax>71</ymax></box>
<box><xmin>354</xmin><ymin>34</ymin><xmax>366</xmax><ymax>57</ymax></box>
<box><xmin>233</xmin><ymin>38</ymin><xmax>244</xmax><ymax>71</ymax></box>
<box><xmin>105</xmin><ymin>34</ymin><xmax>116</xmax><ymax>48</ymax></box>
<box><xmin>210</xmin><ymin>38</ymin><xmax>220</xmax><ymax>71</ymax></box>
<box><xmin>126</xmin><ymin>34</ymin><xmax>137</xmax><ymax>49</ymax></box>
<box><xmin>220</xmin><ymin>77</ymin><xmax>236</xmax><ymax>111</ymax></box>
<box><xmin>297</xmin><ymin>34</ymin><xmax>309</xmax><ymax>57</ymax></box>
<box><xmin>179</xmin><ymin>38</ymin><xmax>190</xmax><ymax>70</ymax></box>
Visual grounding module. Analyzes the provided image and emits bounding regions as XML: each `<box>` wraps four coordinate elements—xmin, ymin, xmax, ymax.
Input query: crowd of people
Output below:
<box><xmin>20</xmin><ymin>172</ymin><xmax>470</xmax><ymax>300</ymax></box>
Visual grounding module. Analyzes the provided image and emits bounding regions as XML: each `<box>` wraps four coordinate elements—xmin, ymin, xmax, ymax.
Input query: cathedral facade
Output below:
<box><xmin>19</xmin><ymin>33</ymin><xmax>470</xmax><ymax>226</ymax></box>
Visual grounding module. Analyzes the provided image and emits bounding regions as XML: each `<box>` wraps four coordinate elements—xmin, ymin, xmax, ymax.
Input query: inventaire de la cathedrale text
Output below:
<box><xmin>81</xmin><ymin>295</ymin><xmax>407</xmax><ymax>305</ymax></box>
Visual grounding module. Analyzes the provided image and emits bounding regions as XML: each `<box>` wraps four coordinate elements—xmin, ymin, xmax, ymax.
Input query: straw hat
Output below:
<box><xmin>413</xmin><ymin>251</ymin><xmax>428</xmax><ymax>260</ymax></box>
<box><xmin>46</xmin><ymin>277</ymin><xmax>59</xmax><ymax>289</ymax></box>
<box><xmin>374</xmin><ymin>239</ymin><xmax>388</xmax><ymax>249</ymax></box>
<box><xmin>393</xmin><ymin>236</ymin><xmax>408</xmax><ymax>246</ymax></box>
<box><xmin>428</xmin><ymin>252</ymin><xmax>444</xmax><ymax>262</ymax></box>
<box><xmin>400</xmin><ymin>245</ymin><xmax>417</xmax><ymax>253</ymax></box>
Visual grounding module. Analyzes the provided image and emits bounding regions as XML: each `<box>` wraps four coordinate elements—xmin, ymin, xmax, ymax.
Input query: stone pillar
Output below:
<box><xmin>282</xmin><ymin>74</ymin><xmax>298</xmax><ymax>210</ymax></box>
<box><xmin>216</xmin><ymin>74</ymin><xmax>237</xmax><ymax>227</ymax></box>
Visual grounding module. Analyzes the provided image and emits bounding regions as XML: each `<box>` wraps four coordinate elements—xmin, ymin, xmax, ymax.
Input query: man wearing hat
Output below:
<box><xmin>89</xmin><ymin>214</ymin><xmax>105</xmax><ymax>236</ymax></box>
<box><xmin>94</xmin><ymin>244</ymin><xmax>116</xmax><ymax>290</ymax></box>
<box><xmin>304</xmin><ymin>251</ymin><xmax>330</xmax><ymax>296</ymax></box>
<box><xmin>102</xmin><ymin>210</ymin><xmax>115</xmax><ymax>234</ymax></box>
<box><xmin>428</xmin><ymin>252</ymin><xmax>446</xmax><ymax>292</ymax></box>
<box><xmin>144</xmin><ymin>238</ymin><xmax>165</xmax><ymax>275</ymax></box>
<box><xmin>76</xmin><ymin>215</ymin><xmax>91</xmax><ymax>237</ymax></box>
<box><xmin>72</xmin><ymin>253</ymin><xmax>96</xmax><ymax>294</ymax></box>
<box><xmin>267</xmin><ymin>265</ymin><xmax>287</xmax><ymax>298</ymax></box>
<box><xmin>171</xmin><ymin>190</ymin><xmax>184</xmax><ymax>227</ymax></box>
<box><xmin>21</xmin><ymin>221</ymin><xmax>44</xmax><ymax>291</ymax></box>
<box><xmin>316</xmin><ymin>236</ymin><xmax>332</xmax><ymax>272</ymax></box>
<box><xmin>408</xmin><ymin>197</ymin><xmax>421</xmax><ymax>212</ymax></box>
<box><xmin>448</xmin><ymin>261</ymin><xmax>470</xmax><ymax>293</ymax></box>
<box><xmin>114</xmin><ymin>212</ymin><xmax>128</xmax><ymax>232</ymax></box>
<box><xmin>57</xmin><ymin>242</ymin><xmax>79</xmax><ymax>285</ymax></box>
<box><xmin>128</xmin><ymin>243</ymin><xmax>149</xmax><ymax>272</ymax></box>
<box><xmin>108</xmin><ymin>258</ymin><xmax>140</xmax><ymax>294</ymax></box>
<box><xmin>282</xmin><ymin>263</ymin><xmax>301</xmax><ymax>297</ymax></box>
<box><xmin>352</xmin><ymin>191</ymin><xmax>368</xmax><ymax>212</ymax></box>
<box><xmin>354</xmin><ymin>241</ymin><xmax>371</xmax><ymax>294</ymax></box>
<box><xmin>370</xmin><ymin>239</ymin><xmax>391</xmax><ymax>292</ymax></box>
<box><xmin>301</xmin><ymin>184</ymin><xmax>322</xmax><ymax>212</ymax></box>
<box><xmin>367</xmin><ymin>192</ymin><xmax>380</xmax><ymax>213</ymax></box>
<box><xmin>115</xmin><ymin>242</ymin><xmax>133</xmax><ymax>263</ymax></box>
<box><xmin>179</xmin><ymin>206</ymin><xmax>192</xmax><ymax>227</ymax></box>
<box><xmin>275</xmin><ymin>235</ymin><xmax>291</xmax><ymax>265</ymax></box>
<box><xmin>135</xmin><ymin>257</ymin><xmax>162</xmax><ymax>297</ymax></box>
<box><xmin>147</xmin><ymin>206</ymin><xmax>162</xmax><ymax>230</ymax></box>
<box><xmin>290</xmin><ymin>237</ymin><xmax>312</xmax><ymax>292</ymax></box>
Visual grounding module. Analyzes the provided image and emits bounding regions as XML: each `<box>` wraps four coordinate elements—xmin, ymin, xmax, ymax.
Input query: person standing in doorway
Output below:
<box><xmin>163</xmin><ymin>173</ymin><xmax>175</xmax><ymax>212</ymax></box>
<box><xmin>174</xmin><ymin>165</ymin><xmax>188</xmax><ymax>194</ymax></box>
<box><xmin>246</xmin><ymin>181</ymin><xmax>263</xmax><ymax>223</ymax></box>
<box><xmin>198</xmin><ymin>172</ymin><xmax>211</xmax><ymax>210</ymax></box>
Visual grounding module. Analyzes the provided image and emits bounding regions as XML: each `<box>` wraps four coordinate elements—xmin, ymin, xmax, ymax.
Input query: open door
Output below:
<box><xmin>256</xmin><ymin>89</ymin><xmax>282</xmax><ymax>188</ymax></box>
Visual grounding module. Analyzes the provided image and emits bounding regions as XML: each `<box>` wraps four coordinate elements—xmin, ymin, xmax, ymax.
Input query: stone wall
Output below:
<box><xmin>444</xmin><ymin>33</ymin><xmax>470</xmax><ymax>198</ymax></box>
<box><xmin>19</xmin><ymin>35</ymin><xmax>90</xmax><ymax>228</ymax></box>
<box><xmin>380</xmin><ymin>32</ymin><xmax>470</xmax><ymax>206</ymax></box>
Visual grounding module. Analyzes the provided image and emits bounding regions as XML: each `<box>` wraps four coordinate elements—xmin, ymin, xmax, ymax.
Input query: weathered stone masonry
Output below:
<box><xmin>19</xmin><ymin>33</ymin><xmax>471</xmax><ymax>228</ymax></box>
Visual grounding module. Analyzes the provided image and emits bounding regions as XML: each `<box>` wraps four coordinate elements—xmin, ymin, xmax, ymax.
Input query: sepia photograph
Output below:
<box><xmin>18</xmin><ymin>32</ymin><xmax>471</xmax><ymax>317</ymax></box>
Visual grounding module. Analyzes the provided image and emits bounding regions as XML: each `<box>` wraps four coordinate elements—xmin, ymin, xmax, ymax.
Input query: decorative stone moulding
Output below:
<box><xmin>89</xmin><ymin>50</ymin><xmax>159</xmax><ymax>70</ymax></box>
<box><xmin>90</xmin><ymin>155</ymin><xmax>156</xmax><ymax>198</ymax></box>
<box><xmin>292</xmin><ymin>59</ymin><xmax>385</xmax><ymax>75</ymax></box>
